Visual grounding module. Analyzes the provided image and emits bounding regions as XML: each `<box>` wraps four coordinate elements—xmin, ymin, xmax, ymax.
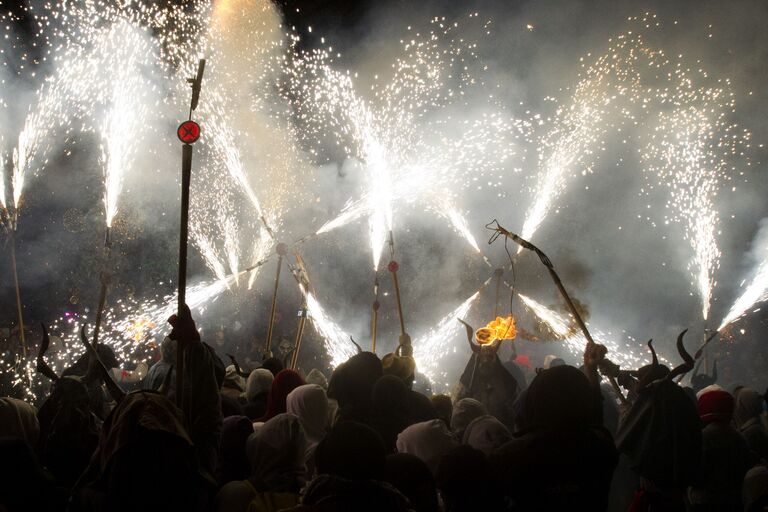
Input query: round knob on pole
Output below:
<box><xmin>494</xmin><ymin>268</ymin><xmax>504</xmax><ymax>278</ymax></box>
<box><xmin>388</xmin><ymin>260</ymin><xmax>399</xmax><ymax>273</ymax></box>
<box><xmin>373</xmin><ymin>300</ymin><xmax>380</xmax><ymax>311</ymax></box>
<box><xmin>276</xmin><ymin>242</ymin><xmax>288</xmax><ymax>256</ymax></box>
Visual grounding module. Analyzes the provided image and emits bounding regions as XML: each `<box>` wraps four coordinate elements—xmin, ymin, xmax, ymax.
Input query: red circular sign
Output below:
<box><xmin>177</xmin><ymin>120</ymin><xmax>201</xmax><ymax>144</ymax></box>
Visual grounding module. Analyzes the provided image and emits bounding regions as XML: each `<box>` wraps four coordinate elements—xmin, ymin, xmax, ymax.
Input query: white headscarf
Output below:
<box><xmin>396</xmin><ymin>419</ymin><xmax>459</xmax><ymax>475</ymax></box>
<box><xmin>286</xmin><ymin>384</ymin><xmax>328</xmax><ymax>445</ymax></box>
<box><xmin>246</xmin><ymin>368</ymin><xmax>274</xmax><ymax>402</ymax></box>
<box><xmin>462</xmin><ymin>414</ymin><xmax>512</xmax><ymax>456</ymax></box>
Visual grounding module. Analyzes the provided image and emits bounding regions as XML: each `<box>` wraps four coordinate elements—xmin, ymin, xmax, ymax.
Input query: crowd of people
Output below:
<box><xmin>0</xmin><ymin>305</ymin><xmax>767</xmax><ymax>511</ymax></box>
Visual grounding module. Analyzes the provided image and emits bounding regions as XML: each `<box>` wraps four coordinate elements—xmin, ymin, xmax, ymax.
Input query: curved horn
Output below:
<box><xmin>36</xmin><ymin>324</ymin><xmax>59</xmax><ymax>381</ymax></box>
<box><xmin>349</xmin><ymin>336</ymin><xmax>363</xmax><ymax>354</ymax></box>
<box><xmin>226</xmin><ymin>353</ymin><xmax>250</xmax><ymax>379</ymax></box>
<box><xmin>667</xmin><ymin>329</ymin><xmax>694</xmax><ymax>382</ymax></box>
<box><xmin>80</xmin><ymin>324</ymin><xmax>126</xmax><ymax>403</ymax></box>
<box><xmin>457</xmin><ymin>319</ymin><xmax>479</xmax><ymax>353</ymax></box>
<box><xmin>647</xmin><ymin>339</ymin><xmax>658</xmax><ymax>367</ymax></box>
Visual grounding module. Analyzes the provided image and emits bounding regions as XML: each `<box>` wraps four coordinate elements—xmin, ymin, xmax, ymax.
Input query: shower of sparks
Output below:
<box><xmin>304</xmin><ymin>291</ymin><xmax>358</xmax><ymax>367</ymax></box>
<box><xmin>292</xmin><ymin>17</ymin><xmax>526</xmax><ymax>268</ymax></box>
<box><xmin>718</xmin><ymin>246</ymin><xmax>768</xmax><ymax>331</ymax></box>
<box><xmin>413</xmin><ymin>284</ymin><xmax>486</xmax><ymax>387</ymax></box>
<box><xmin>520</xmin><ymin>14</ymin><xmax>750</xmax><ymax>317</ymax></box>
<box><xmin>98</xmin><ymin>22</ymin><xmax>153</xmax><ymax>228</ymax></box>
<box><xmin>518</xmin><ymin>293</ymin><xmax>571</xmax><ymax>337</ymax></box>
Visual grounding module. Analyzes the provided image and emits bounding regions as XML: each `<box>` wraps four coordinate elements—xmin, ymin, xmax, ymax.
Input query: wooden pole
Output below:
<box><xmin>9</xmin><ymin>230</ymin><xmax>26</xmax><ymax>358</ymax></box>
<box><xmin>176</xmin><ymin>143</ymin><xmax>193</xmax><ymax>407</ymax></box>
<box><xmin>493</xmin><ymin>224</ymin><xmax>628</xmax><ymax>404</ymax></box>
<box><xmin>266</xmin><ymin>243</ymin><xmax>288</xmax><ymax>356</ymax></box>
<box><xmin>372</xmin><ymin>276</ymin><xmax>380</xmax><ymax>353</ymax></box>
<box><xmin>291</xmin><ymin>305</ymin><xmax>308</xmax><ymax>370</ymax></box>
<box><xmin>493</xmin><ymin>268</ymin><xmax>503</xmax><ymax>318</ymax></box>
<box><xmin>389</xmin><ymin>261</ymin><xmax>406</xmax><ymax>336</ymax></box>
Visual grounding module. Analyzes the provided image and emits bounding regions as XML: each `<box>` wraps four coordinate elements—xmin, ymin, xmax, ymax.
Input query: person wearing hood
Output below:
<box><xmin>73</xmin><ymin>391</ymin><xmax>213</xmax><ymax>512</ymax></box>
<box><xmin>287</xmin><ymin>421</ymin><xmax>413</xmax><ymax>512</ymax></box>
<box><xmin>396</xmin><ymin>419</ymin><xmax>459</xmax><ymax>476</ymax></box>
<box><xmin>217</xmin><ymin>415</ymin><xmax>254</xmax><ymax>486</ymax></box>
<box><xmin>491</xmin><ymin>359</ymin><xmax>617</xmax><ymax>511</ymax></box>
<box><xmin>243</xmin><ymin>369</ymin><xmax>274</xmax><ymax>421</ymax></box>
<box><xmin>256</xmin><ymin>369</ymin><xmax>305</xmax><ymax>423</ymax></box>
<box><xmin>385</xmin><ymin>453</ymin><xmax>439</xmax><ymax>512</ymax></box>
<box><xmin>436</xmin><ymin>445</ymin><xmax>505</xmax><ymax>512</ymax></box>
<box><xmin>461</xmin><ymin>414</ymin><xmax>512</xmax><ymax>457</ymax></box>
<box><xmin>327</xmin><ymin>352</ymin><xmax>383</xmax><ymax>424</ymax></box>
<box><xmin>688</xmin><ymin>388</ymin><xmax>759</xmax><ymax>510</ymax></box>
<box><xmin>0</xmin><ymin>397</ymin><xmax>40</xmax><ymax>448</ymax></box>
<box><xmin>370</xmin><ymin>375</ymin><xmax>414</xmax><ymax>452</ymax></box>
<box><xmin>449</xmin><ymin>398</ymin><xmax>487</xmax><ymax>441</ymax></box>
<box><xmin>143</xmin><ymin>337</ymin><xmax>175</xmax><ymax>391</ymax></box>
<box><xmin>216</xmin><ymin>413</ymin><xmax>308</xmax><ymax>512</ymax></box>
<box><xmin>733</xmin><ymin>388</ymin><xmax>768</xmax><ymax>460</ymax></box>
<box><xmin>286</xmin><ymin>384</ymin><xmax>329</xmax><ymax>476</ymax></box>
<box><xmin>305</xmin><ymin>369</ymin><xmax>328</xmax><ymax>390</ymax></box>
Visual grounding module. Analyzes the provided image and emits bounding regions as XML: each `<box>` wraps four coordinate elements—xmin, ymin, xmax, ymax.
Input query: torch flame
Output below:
<box><xmin>475</xmin><ymin>315</ymin><xmax>516</xmax><ymax>345</ymax></box>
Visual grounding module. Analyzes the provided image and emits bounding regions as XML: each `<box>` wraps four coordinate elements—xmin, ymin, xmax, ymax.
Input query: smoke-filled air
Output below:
<box><xmin>1</xmin><ymin>0</ymin><xmax>768</xmax><ymax>402</ymax></box>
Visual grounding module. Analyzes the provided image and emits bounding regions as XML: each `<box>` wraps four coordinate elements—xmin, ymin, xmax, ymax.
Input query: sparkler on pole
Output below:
<box><xmin>91</xmin><ymin>230</ymin><xmax>112</xmax><ymax>347</ymax></box>
<box><xmin>487</xmin><ymin>220</ymin><xmax>627</xmax><ymax>404</ymax></box>
<box><xmin>387</xmin><ymin>231</ymin><xmax>411</xmax><ymax>354</ymax></box>
<box><xmin>9</xmin><ymin>230</ymin><xmax>27</xmax><ymax>359</ymax></box>
<box><xmin>372</xmin><ymin>276</ymin><xmax>380</xmax><ymax>353</ymax></box>
<box><xmin>265</xmin><ymin>242</ymin><xmax>288</xmax><ymax>357</ymax></box>
<box><xmin>176</xmin><ymin>58</ymin><xmax>205</xmax><ymax>408</ymax></box>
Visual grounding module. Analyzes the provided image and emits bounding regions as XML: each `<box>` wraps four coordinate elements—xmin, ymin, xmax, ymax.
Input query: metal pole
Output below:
<box><xmin>493</xmin><ymin>268</ymin><xmax>503</xmax><ymax>318</ymax></box>
<box><xmin>9</xmin><ymin>230</ymin><xmax>26</xmax><ymax>358</ymax></box>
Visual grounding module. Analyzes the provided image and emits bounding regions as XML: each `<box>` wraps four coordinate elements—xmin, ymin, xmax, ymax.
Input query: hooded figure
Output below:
<box><xmin>305</xmin><ymin>369</ymin><xmax>328</xmax><ymax>390</ymax></box>
<box><xmin>327</xmin><ymin>352</ymin><xmax>383</xmax><ymax>424</ymax></box>
<box><xmin>36</xmin><ymin>376</ymin><xmax>100</xmax><ymax>488</ymax></box>
<box><xmin>455</xmin><ymin>329</ymin><xmax>518</xmax><ymax>430</ymax></box>
<box><xmin>74</xmin><ymin>391</ymin><xmax>211</xmax><ymax>512</ymax></box>
<box><xmin>449</xmin><ymin>398</ymin><xmax>487</xmax><ymax>440</ymax></box>
<box><xmin>370</xmin><ymin>375</ymin><xmax>414</xmax><ymax>452</ymax></box>
<box><xmin>286</xmin><ymin>384</ymin><xmax>329</xmax><ymax>475</ymax></box>
<box><xmin>216</xmin><ymin>413</ymin><xmax>307</xmax><ymax>512</ymax></box>
<box><xmin>396</xmin><ymin>419</ymin><xmax>459</xmax><ymax>476</ymax></box>
<box><xmin>436</xmin><ymin>445</ymin><xmax>505</xmax><ymax>512</ymax></box>
<box><xmin>243</xmin><ymin>369</ymin><xmax>274</xmax><ymax>421</ymax></box>
<box><xmin>733</xmin><ymin>388</ymin><xmax>768</xmax><ymax>460</ymax></box>
<box><xmin>491</xmin><ymin>365</ymin><xmax>617</xmax><ymax>511</ymax></box>
<box><xmin>143</xmin><ymin>337</ymin><xmax>175</xmax><ymax>391</ymax></box>
<box><xmin>688</xmin><ymin>389</ymin><xmax>759</xmax><ymax>510</ymax></box>
<box><xmin>257</xmin><ymin>370</ymin><xmax>305</xmax><ymax>423</ymax></box>
<box><xmin>217</xmin><ymin>415</ymin><xmax>254</xmax><ymax>485</ymax></box>
<box><xmin>0</xmin><ymin>438</ymin><xmax>66</xmax><ymax>512</ymax></box>
<box><xmin>461</xmin><ymin>414</ymin><xmax>512</xmax><ymax>456</ymax></box>
<box><xmin>615</xmin><ymin>333</ymin><xmax>702</xmax><ymax>510</ymax></box>
<box><xmin>291</xmin><ymin>421</ymin><xmax>412</xmax><ymax>512</ymax></box>
<box><xmin>0</xmin><ymin>397</ymin><xmax>40</xmax><ymax>447</ymax></box>
<box><xmin>385</xmin><ymin>453</ymin><xmax>439</xmax><ymax>512</ymax></box>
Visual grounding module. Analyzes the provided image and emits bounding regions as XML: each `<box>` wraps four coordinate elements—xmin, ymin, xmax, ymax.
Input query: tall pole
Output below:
<box><xmin>92</xmin><ymin>227</ymin><xmax>111</xmax><ymax>347</ymax></box>
<box><xmin>9</xmin><ymin>230</ymin><xmax>26</xmax><ymax>358</ymax></box>
<box><xmin>493</xmin><ymin>268</ymin><xmax>503</xmax><ymax>318</ymax></box>
<box><xmin>490</xmin><ymin>223</ymin><xmax>627</xmax><ymax>404</ymax></box>
<box><xmin>176</xmin><ymin>58</ymin><xmax>205</xmax><ymax>408</ymax></box>
<box><xmin>291</xmin><ymin>303</ymin><xmax>308</xmax><ymax>370</ymax></box>
<box><xmin>371</xmin><ymin>276</ymin><xmax>380</xmax><ymax>353</ymax></box>
<box><xmin>265</xmin><ymin>242</ymin><xmax>288</xmax><ymax>357</ymax></box>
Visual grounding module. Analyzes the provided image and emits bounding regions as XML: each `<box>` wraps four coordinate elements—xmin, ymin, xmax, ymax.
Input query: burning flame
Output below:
<box><xmin>475</xmin><ymin>315</ymin><xmax>517</xmax><ymax>345</ymax></box>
